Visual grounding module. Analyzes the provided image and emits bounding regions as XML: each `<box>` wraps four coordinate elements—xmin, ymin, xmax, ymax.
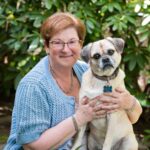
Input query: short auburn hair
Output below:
<box><xmin>41</xmin><ymin>12</ymin><xmax>86</xmax><ymax>46</ymax></box>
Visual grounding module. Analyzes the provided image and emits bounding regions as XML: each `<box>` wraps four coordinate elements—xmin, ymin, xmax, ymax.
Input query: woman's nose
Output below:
<box><xmin>62</xmin><ymin>43</ymin><xmax>70</xmax><ymax>52</ymax></box>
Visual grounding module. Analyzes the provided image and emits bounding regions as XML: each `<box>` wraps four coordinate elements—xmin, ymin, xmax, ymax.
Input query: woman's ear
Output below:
<box><xmin>44</xmin><ymin>41</ymin><xmax>50</xmax><ymax>55</ymax></box>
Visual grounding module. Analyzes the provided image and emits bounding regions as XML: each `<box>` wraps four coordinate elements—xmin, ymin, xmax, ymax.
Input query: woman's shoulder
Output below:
<box><xmin>75</xmin><ymin>59</ymin><xmax>89</xmax><ymax>72</ymax></box>
<box><xmin>19</xmin><ymin>56</ymin><xmax>49</xmax><ymax>86</ymax></box>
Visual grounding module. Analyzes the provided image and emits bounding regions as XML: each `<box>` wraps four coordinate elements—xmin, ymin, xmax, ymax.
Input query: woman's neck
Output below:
<box><xmin>51</xmin><ymin>64</ymin><xmax>73</xmax><ymax>77</ymax></box>
<box><xmin>49</xmin><ymin>59</ymin><xmax>73</xmax><ymax>78</ymax></box>
<box><xmin>48</xmin><ymin>58</ymin><xmax>80</xmax><ymax>98</ymax></box>
<box><xmin>49</xmin><ymin>61</ymin><xmax>74</xmax><ymax>95</ymax></box>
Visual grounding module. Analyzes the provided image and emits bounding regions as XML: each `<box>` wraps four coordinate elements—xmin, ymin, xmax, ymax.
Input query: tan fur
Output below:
<box><xmin>72</xmin><ymin>38</ymin><xmax>138</xmax><ymax>150</ymax></box>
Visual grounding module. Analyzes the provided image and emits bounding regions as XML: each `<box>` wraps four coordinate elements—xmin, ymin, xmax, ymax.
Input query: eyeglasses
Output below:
<box><xmin>49</xmin><ymin>39</ymin><xmax>83</xmax><ymax>50</ymax></box>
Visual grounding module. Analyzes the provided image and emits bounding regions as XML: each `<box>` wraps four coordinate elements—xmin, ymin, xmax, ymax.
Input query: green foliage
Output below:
<box><xmin>0</xmin><ymin>0</ymin><xmax>150</xmax><ymax>106</ymax></box>
<box><xmin>0</xmin><ymin>135</ymin><xmax>8</xmax><ymax>144</ymax></box>
<box><xmin>144</xmin><ymin>129</ymin><xmax>150</xmax><ymax>147</ymax></box>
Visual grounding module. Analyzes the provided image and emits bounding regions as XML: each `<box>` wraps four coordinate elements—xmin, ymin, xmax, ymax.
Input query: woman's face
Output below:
<box><xmin>46</xmin><ymin>27</ymin><xmax>82</xmax><ymax>68</ymax></box>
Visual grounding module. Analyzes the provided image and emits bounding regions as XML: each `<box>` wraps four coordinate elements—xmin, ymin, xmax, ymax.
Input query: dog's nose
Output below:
<box><xmin>102</xmin><ymin>58</ymin><xmax>110</xmax><ymax>63</ymax></box>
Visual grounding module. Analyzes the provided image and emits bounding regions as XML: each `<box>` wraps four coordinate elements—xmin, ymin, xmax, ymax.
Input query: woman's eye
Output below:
<box><xmin>52</xmin><ymin>41</ymin><xmax>62</xmax><ymax>45</ymax></box>
<box><xmin>93</xmin><ymin>53</ymin><xmax>101</xmax><ymax>59</ymax></box>
<box><xmin>69</xmin><ymin>40</ymin><xmax>76</xmax><ymax>44</ymax></box>
<box><xmin>108</xmin><ymin>49</ymin><xmax>114</xmax><ymax>55</ymax></box>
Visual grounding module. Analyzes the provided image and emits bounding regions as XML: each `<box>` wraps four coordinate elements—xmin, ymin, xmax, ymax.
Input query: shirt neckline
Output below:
<box><xmin>44</xmin><ymin>56</ymin><xmax>81</xmax><ymax>104</ymax></box>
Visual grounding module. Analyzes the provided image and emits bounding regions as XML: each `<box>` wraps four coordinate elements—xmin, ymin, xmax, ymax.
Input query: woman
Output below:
<box><xmin>4</xmin><ymin>12</ymin><xmax>142</xmax><ymax>150</ymax></box>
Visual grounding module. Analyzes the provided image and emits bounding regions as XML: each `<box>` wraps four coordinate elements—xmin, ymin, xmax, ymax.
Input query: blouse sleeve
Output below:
<box><xmin>14</xmin><ymin>81</ymin><xmax>51</xmax><ymax>145</ymax></box>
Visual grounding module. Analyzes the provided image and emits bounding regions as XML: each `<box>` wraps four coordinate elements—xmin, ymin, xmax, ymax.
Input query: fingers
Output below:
<box><xmin>93</xmin><ymin>104</ymin><xmax>102</xmax><ymax>111</ymax></box>
<box><xmin>94</xmin><ymin>110</ymin><xmax>107</xmax><ymax>119</ymax></box>
<box><xmin>100</xmin><ymin>104</ymin><xmax>120</xmax><ymax>110</ymax></box>
<box><xmin>81</xmin><ymin>97</ymin><xmax>89</xmax><ymax>105</ymax></box>
<box><xmin>95</xmin><ymin>110</ymin><xmax>106</xmax><ymax>116</ymax></box>
<box><xmin>115</xmin><ymin>87</ymin><xmax>127</xmax><ymax>94</ymax></box>
<box><xmin>103</xmin><ymin>91</ymin><xmax>119</xmax><ymax>98</ymax></box>
<box><xmin>107</xmin><ymin>109</ymin><xmax>118</xmax><ymax>114</ymax></box>
<box><xmin>79</xmin><ymin>95</ymin><xmax>121</xmax><ymax>121</ymax></box>
<box><xmin>103</xmin><ymin>87</ymin><xmax>127</xmax><ymax>98</ymax></box>
<box><xmin>99</xmin><ymin>95</ymin><xmax>117</xmax><ymax>103</ymax></box>
<box><xmin>82</xmin><ymin>96</ymin><xmax>100</xmax><ymax>107</ymax></box>
<box><xmin>88</xmin><ymin>98</ymin><xmax>98</xmax><ymax>107</ymax></box>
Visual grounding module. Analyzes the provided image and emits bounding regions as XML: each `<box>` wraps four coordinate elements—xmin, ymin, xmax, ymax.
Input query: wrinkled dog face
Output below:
<box><xmin>81</xmin><ymin>37</ymin><xmax>125</xmax><ymax>76</ymax></box>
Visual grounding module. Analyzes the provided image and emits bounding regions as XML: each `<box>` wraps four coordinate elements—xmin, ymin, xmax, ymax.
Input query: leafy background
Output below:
<box><xmin>0</xmin><ymin>0</ymin><xmax>150</xmax><ymax>148</ymax></box>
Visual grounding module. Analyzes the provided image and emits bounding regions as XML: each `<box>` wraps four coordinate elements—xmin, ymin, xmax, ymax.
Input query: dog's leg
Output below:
<box><xmin>102</xmin><ymin>112</ymin><xmax>126</xmax><ymax>150</ymax></box>
<box><xmin>119</xmin><ymin>134</ymin><xmax>138</xmax><ymax>150</ymax></box>
<box><xmin>101</xmin><ymin>114</ymin><xmax>115</xmax><ymax>150</ymax></box>
<box><xmin>71</xmin><ymin>125</ymin><xmax>87</xmax><ymax>150</ymax></box>
<box><xmin>88</xmin><ymin>135</ymin><xmax>103</xmax><ymax>150</ymax></box>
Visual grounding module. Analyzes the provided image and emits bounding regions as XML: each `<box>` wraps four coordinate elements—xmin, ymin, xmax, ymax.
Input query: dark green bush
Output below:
<box><xmin>0</xmin><ymin>0</ymin><xmax>150</xmax><ymax>106</ymax></box>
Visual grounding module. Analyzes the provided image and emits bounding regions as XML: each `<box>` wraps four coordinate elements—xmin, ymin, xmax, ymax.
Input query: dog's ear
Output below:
<box><xmin>106</xmin><ymin>37</ymin><xmax>125</xmax><ymax>54</ymax></box>
<box><xmin>80</xmin><ymin>43</ymin><xmax>92</xmax><ymax>63</ymax></box>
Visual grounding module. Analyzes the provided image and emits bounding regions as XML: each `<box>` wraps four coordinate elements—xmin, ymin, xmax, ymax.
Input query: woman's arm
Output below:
<box><xmin>23</xmin><ymin>97</ymin><xmax>103</xmax><ymax>150</ymax></box>
<box><xmin>125</xmin><ymin>97</ymin><xmax>142</xmax><ymax>124</ymax></box>
<box><xmin>114</xmin><ymin>87</ymin><xmax>143</xmax><ymax>124</ymax></box>
<box><xmin>23</xmin><ymin>116</ymin><xmax>76</xmax><ymax>150</ymax></box>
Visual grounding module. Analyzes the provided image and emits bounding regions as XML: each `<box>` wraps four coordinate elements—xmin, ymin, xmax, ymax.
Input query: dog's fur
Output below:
<box><xmin>71</xmin><ymin>37</ymin><xmax>138</xmax><ymax>150</ymax></box>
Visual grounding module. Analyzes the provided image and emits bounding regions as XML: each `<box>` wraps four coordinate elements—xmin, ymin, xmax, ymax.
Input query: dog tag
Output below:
<box><xmin>103</xmin><ymin>85</ymin><xmax>112</xmax><ymax>93</ymax></box>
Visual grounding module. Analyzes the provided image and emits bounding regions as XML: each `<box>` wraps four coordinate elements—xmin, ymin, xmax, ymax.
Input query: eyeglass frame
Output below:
<box><xmin>49</xmin><ymin>39</ymin><xmax>83</xmax><ymax>50</ymax></box>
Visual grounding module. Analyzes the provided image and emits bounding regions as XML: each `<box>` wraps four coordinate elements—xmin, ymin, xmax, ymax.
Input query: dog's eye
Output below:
<box><xmin>93</xmin><ymin>53</ymin><xmax>101</xmax><ymax>59</ymax></box>
<box><xmin>108</xmin><ymin>49</ymin><xmax>114</xmax><ymax>55</ymax></box>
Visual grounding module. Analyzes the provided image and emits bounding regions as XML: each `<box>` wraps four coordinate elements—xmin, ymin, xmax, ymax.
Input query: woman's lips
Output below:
<box><xmin>60</xmin><ymin>55</ymin><xmax>73</xmax><ymax>58</ymax></box>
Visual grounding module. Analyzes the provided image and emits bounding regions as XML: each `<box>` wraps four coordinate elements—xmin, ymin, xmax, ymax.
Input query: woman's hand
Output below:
<box><xmin>99</xmin><ymin>87</ymin><xmax>136</xmax><ymax>113</ymax></box>
<box><xmin>98</xmin><ymin>87</ymin><xmax>142</xmax><ymax>124</ymax></box>
<box><xmin>75</xmin><ymin>87</ymin><xmax>142</xmax><ymax>127</ymax></box>
<box><xmin>75</xmin><ymin>96</ymin><xmax>106</xmax><ymax>127</ymax></box>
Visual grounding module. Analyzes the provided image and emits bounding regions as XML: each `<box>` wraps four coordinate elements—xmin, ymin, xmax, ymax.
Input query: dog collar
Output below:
<box><xmin>92</xmin><ymin>67</ymin><xmax>119</xmax><ymax>93</ymax></box>
<box><xmin>92</xmin><ymin>67</ymin><xmax>119</xmax><ymax>81</ymax></box>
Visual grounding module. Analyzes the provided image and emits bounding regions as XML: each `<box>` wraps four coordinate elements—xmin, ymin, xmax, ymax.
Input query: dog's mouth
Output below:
<box><xmin>102</xmin><ymin>64</ymin><xmax>114</xmax><ymax>70</ymax></box>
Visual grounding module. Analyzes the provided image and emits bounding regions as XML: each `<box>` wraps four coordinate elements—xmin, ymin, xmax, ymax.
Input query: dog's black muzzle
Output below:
<box><xmin>102</xmin><ymin>58</ymin><xmax>114</xmax><ymax>70</ymax></box>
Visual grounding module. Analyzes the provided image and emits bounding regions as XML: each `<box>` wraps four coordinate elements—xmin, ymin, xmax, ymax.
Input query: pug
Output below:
<box><xmin>72</xmin><ymin>37</ymin><xmax>138</xmax><ymax>150</ymax></box>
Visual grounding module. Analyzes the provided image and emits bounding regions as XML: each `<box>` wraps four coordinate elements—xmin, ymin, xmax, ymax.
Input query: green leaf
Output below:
<box><xmin>120</xmin><ymin>22</ymin><xmax>127</xmax><ymax>30</ymax></box>
<box><xmin>113</xmin><ymin>3</ymin><xmax>122</xmax><ymax>11</ymax></box>
<box><xmin>123</xmin><ymin>54</ymin><xmax>134</xmax><ymax>62</ymax></box>
<box><xmin>3</xmin><ymin>39</ymin><xmax>15</xmax><ymax>45</ymax></box>
<box><xmin>28</xmin><ymin>38</ymin><xmax>39</xmax><ymax>52</ymax></box>
<box><xmin>129</xmin><ymin>60</ymin><xmax>136</xmax><ymax>71</ymax></box>
<box><xmin>14</xmin><ymin>41</ymin><xmax>21</xmax><ymax>51</ymax></box>
<box><xmin>136</xmin><ymin>27</ymin><xmax>148</xmax><ymax>34</ymax></box>
<box><xmin>17</xmin><ymin>57</ymin><xmax>30</xmax><ymax>69</ymax></box>
<box><xmin>139</xmin><ymin>32</ymin><xmax>149</xmax><ymax>42</ymax></box>
<box><xmin>86</xmin><ymin>20</ymin><xmax>94</xmax><ymax>29</ymax></box>
<box><xmin>14</xmin><ymin>73</ymin><xmax>23</xmax><ymax>89</ymax></box>
<box><xmin>33</xmin><ymin>17</ymin><xmax>42</xmax><ymax>28</ymax></box>
<box><xmin>140</xmin><ymin>99</ymin><xmax>150</xmax><ymax>107</ymax></box>
<box><xmin>108</xmin><ymin>4</ymin><xmax>114</xmax><ymax>12</ymax></box>
<box><xmin>86</xmin><ymin>25</ymin><xmax>93</xmax><ymax>34</ymax></box>
<box><xmin>107</xmin><ymin>20</ymin><xmax>114</xmax><ymax>26</ymax></box>
<box><xmin>101</xmin><ymin>5</ymin><xmax>108</xmax><ymax>13</ymax></box>
<box><xmin>112</xmin><ymin>24</ymin><xmax>117</xmax><ymax>31</ymax></box>
<box><xmin>44</xmin><ymin>0</ymin><xmax>52</xmax><ymax>10</ymax></box>
<box><xmin>136</xmin><ymin>54</ymin><xmax>145</xmax><ymax>68</ymax></box>
<box><xmin>145</xmin><ymin>130</ymin><xmax>150</xmax><ymax>134</ymax></box>
<box><xmin>126</xmin><ymin>16</ymin><xmax>136</xmax><ymax>25</ymax></box>
<box><xmin>0</xmin><ymin>20</ymin><xmax>5</xmax><ymax>26</ymax></box>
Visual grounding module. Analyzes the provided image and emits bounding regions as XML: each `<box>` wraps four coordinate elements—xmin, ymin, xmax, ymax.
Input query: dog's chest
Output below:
<box><xmin>80</xmin><ymin>69</ymin><xmax>125</xmax><ymax>99</ymax></box>
<box><xmin>80</xmin><ymin>76</ymin><xmax>116</xmax><ymax>99</ymax></box>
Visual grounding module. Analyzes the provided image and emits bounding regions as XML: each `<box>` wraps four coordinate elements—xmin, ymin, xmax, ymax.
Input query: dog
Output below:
<box><xmin>71</xmin><ymin>37</ymin><xmax>138</xmax><ymax>150</ymax></box>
